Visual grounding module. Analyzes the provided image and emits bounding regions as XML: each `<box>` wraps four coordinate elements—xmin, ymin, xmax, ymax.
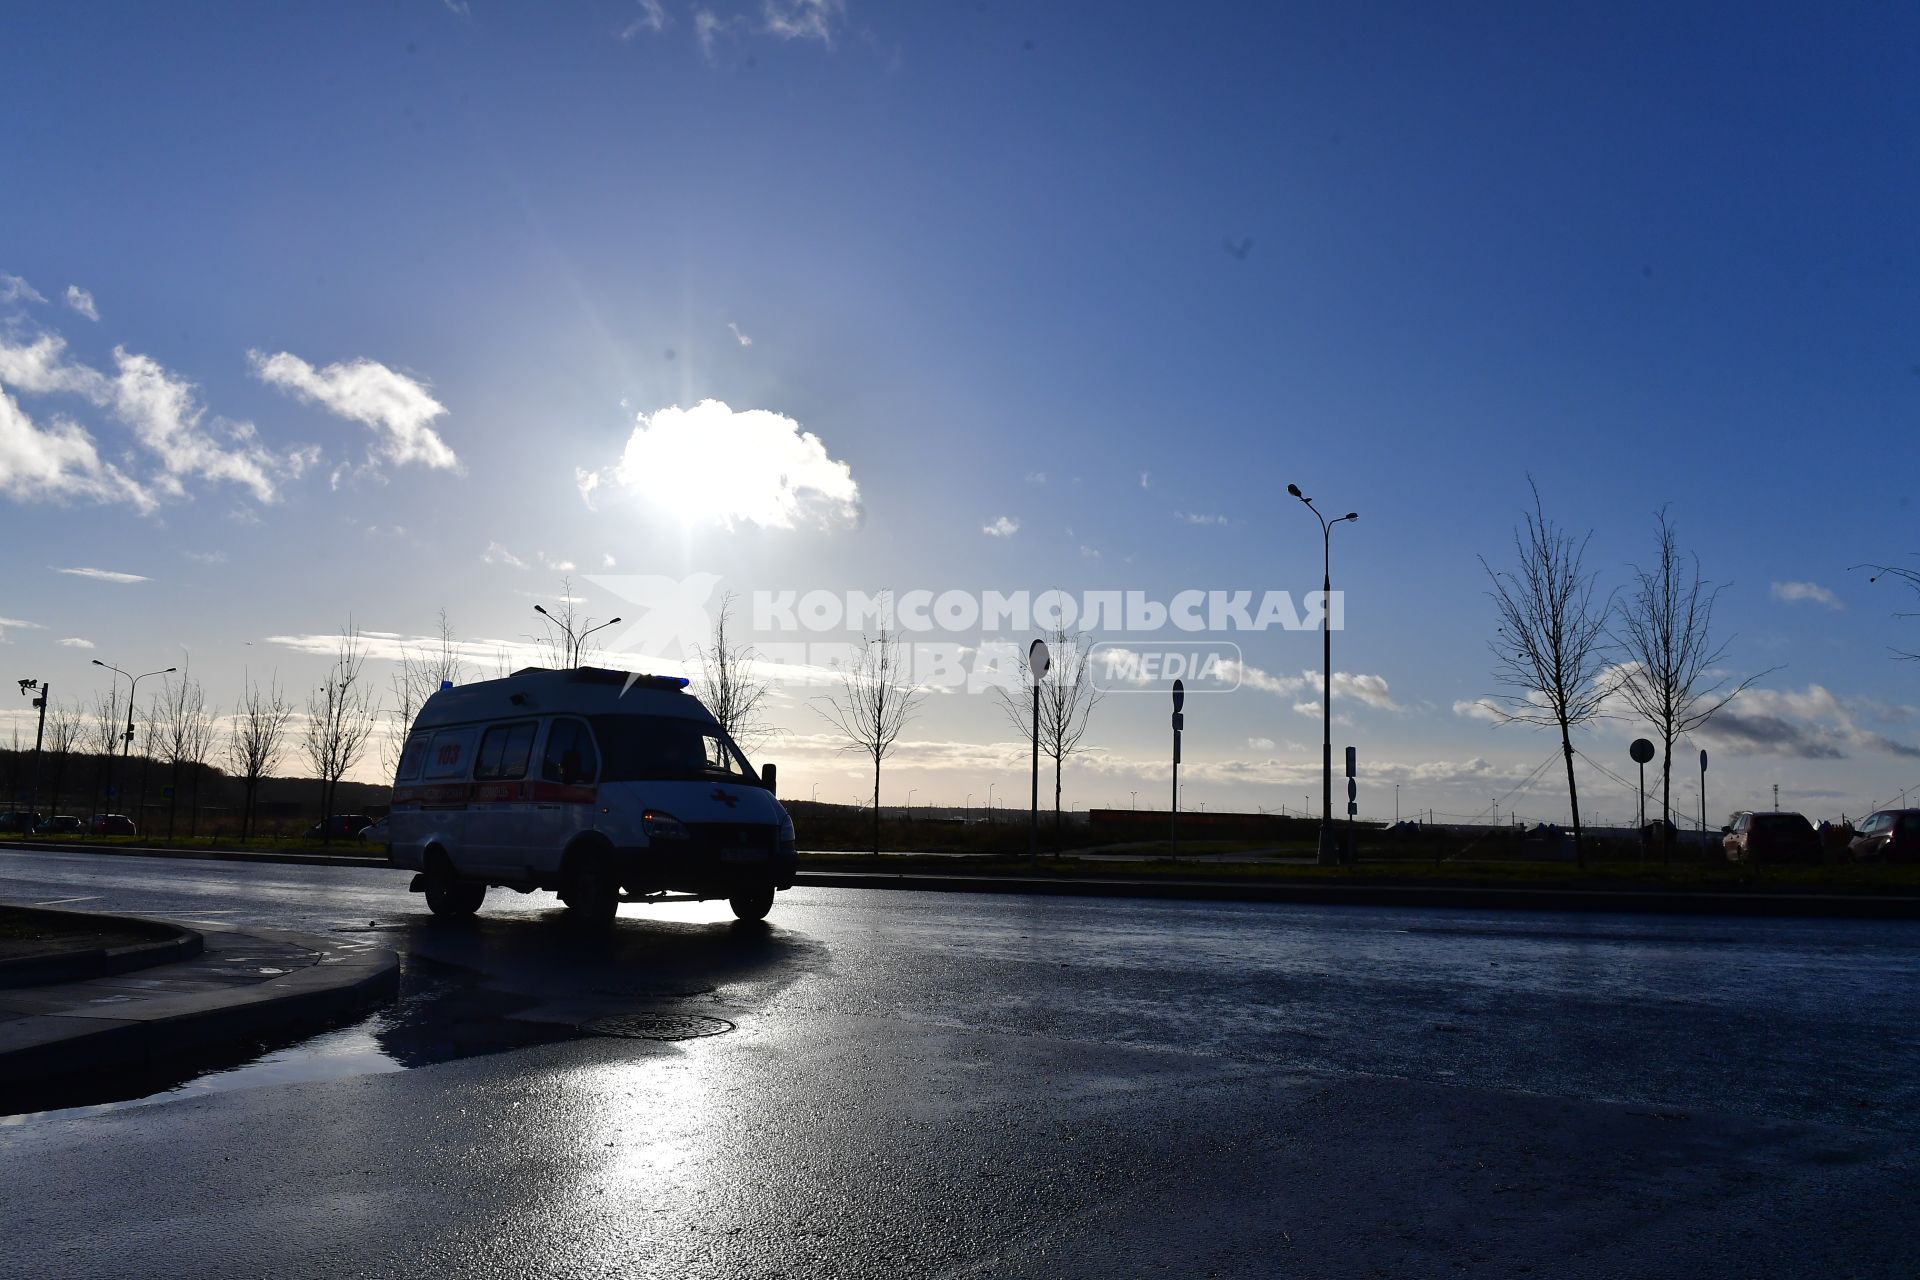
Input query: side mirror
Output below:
<box><xmin>760</xmin><ymin>762</ymin><xmax>777</xmax><ymax>795</ymax></box>
<box><xmin>1719</xmin><ymin>826</ymin><xmax>1732</xmax><ymax>835</ymax></box>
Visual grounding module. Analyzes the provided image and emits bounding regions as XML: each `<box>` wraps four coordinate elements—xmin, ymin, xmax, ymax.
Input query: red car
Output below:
<box><xmin>89</xmin><ymin>814</ymin><xmax>137</xmax><ymax>835</ymax></box>
<box><xmin>1849</xmin><ymin>809</ymin><xmax>1920</xmax><ymax>863</ymax></box>
<box><xmin>1723</xmin><ymin>811</ymin><xmax>1820</xmax><ymax>863</ymax></box>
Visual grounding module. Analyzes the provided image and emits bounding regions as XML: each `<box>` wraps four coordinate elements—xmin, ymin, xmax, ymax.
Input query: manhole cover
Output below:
<box><xmin>582</xmin><ymin>1013</ymin><xmax>734</xmax><ymax>1041</ymax></box>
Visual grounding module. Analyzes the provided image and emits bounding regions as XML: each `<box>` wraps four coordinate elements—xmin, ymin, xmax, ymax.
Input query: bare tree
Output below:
<box><xmin>87</xmin><ymin>686</ymin><xmax>123</xmax><ymax>820</ymax></box>
<box><xmin>696</xmin><ymin>593</ymin><xmax>774</xmax><ymax>754</ymax></box>
<box><xmin>1853</xmin><ymin>558</ymin><xmax>1920</xmax><ymax>660</ymax></box>
<box><xmin>384</xmin><ymin>609</ymin><xmax>466</xmax><ymax>774</ymax></box>
<box><xmin>228</xmin><ymin>675</ymin><xmax>293</xmax><ymax>841</ymax></box>
<box><xmin>303</xmin><ymin>625</ymin><xmax>380</xmax><ymax>840</ymax></box>
<box><xmin>1612</xmin><ymin>509</ymin><xmax>1769</xmax><ymax>863</ymax></box>
<box><xmin>993</xmin><ymin>629</ymin><xmax>1104</xmax><ymax>848</ymax></box>
<box><xmin>1480</xmin><ymin>479</ymin><xmax>1612</xmax><ymax>865</ymax></box>
<box><xmin>42</xmin><ymin>699</ymin><xmax>83</xmax><ymax>818</ymax></box>
<box><xmin>814</xmin><ymin>621</ymin><xmax>924</xmax><ymax>855</ymax></box>
<box><xmin>155</xmin><ymin>667</ymin><xmax>210</xmax><ymax>839</ymax></box>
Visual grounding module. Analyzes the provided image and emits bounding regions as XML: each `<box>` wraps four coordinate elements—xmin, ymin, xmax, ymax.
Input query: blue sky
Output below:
<box><xmin>2</xmin><ymin>1</ymin><xmax>1917</xmax><ymax>824</ymax></box>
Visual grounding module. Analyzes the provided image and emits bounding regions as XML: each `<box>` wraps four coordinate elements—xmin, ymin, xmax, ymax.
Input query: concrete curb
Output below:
<box><xmin>0</xmin><ymin>922</ymin><xmax>399</xmax><ymax>1091</ymax></box>
<box><xmin>793</xmin><ymin>870</ymin><xmax>1920</xmax><ymax>919</ymax></box>
<box><xmin>0</xmin><ymin>906</ymin><xmax>204</xmax><ymax>989</ymax></box>
<box><xmin>0</xmin><ymin>838</ymin><xmax>386</xmax><ymax>869</ymax></box>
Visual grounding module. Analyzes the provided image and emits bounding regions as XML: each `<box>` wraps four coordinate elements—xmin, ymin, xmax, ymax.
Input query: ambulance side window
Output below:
<box><xmin>396</xmin><ymin>734</ymin><xmax>430</xmax><ymax>782</ymax></box>
<box><xmin>543</xmin><ymin>718</ymin><xmax>599</xmax><ymax>785</ymax></box>
<box><xmin>425</xmin><ymin>728</ymin><xmax>478</xmax><ymax>780</ymax></box>
<box><xmin>475</xmin><ymin>721</ymin><xmax>538</xmax><ymax>781</ymax></box>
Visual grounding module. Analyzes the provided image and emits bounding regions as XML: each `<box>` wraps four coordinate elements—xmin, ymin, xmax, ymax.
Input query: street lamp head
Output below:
<box><xmin>91</xmin><ymin>658</ymin><xmax>105</xmax><ymax>667</ymax></box>
<box><xmin>1286</xmin><ymin>482</ymin><xmax>1302</xmax><ymax>498</ymax></box>
<box><xmin>1344</xmin><ymin>512</ymin><xmax>1359</xmax><ymax>522</ymax></box>
<box><xmin>533</xmin><ymin>604</ymin><xmax>550</xmax><ymax>617</ymax></box>
<box><xmin>607</xmin><ymin>616</ymin><xmax>621</xmax><ymax>626</ymax></box>
<box><xmin>164</xmin><ymin>666</ymin><xmax>177</xmax><ymax>674</ymax></box>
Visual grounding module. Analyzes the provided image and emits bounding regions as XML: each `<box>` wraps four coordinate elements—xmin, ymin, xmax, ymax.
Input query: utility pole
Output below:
<box><xmin>1028</xmin><ymin>638</ymin><xmax>1048</xmax><ymax>867</ymax></box>
<box><xmin>1170</xmin><ymin>679</ymin><xmax>1185</xmax><ymax>859</ymax></box>
<box><xmin>1773</xmin><ymin>782</ymin><xmax>1779</xmax><ymax>810</ymax></box>
<box><xmin>17</xmin><ymin>679</ymin><xmax>47</xmax><ymax>824</ymax></box>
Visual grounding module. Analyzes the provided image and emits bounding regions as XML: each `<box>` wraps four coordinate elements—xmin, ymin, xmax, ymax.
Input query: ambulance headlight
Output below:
<box><xmin>642</xmin><ymin>810</ymin><xmax>691</xmax><ymax>842</ymax></box>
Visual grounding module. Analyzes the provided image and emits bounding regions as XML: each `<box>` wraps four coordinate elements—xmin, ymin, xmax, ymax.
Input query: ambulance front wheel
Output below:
<box><xmin>729</xmin><ymin>883</ymin><xmax>775</xmax><ymax>921</ymax></box>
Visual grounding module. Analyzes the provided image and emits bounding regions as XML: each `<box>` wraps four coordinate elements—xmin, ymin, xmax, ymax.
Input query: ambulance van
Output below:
<box><xmin>388</xmin><ymin>666</ymin><xmax>796</xmax><ymax>924</ymax></box>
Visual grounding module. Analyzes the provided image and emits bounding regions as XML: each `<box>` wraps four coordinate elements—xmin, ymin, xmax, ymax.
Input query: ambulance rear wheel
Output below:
<box><xmin>423</xmin><ymin>861</ymin><xmax>485</xmax><ymax>918</ymax></box>
<box><xmin>729</xmin><ymin>884</ymin><xmax>775</xmax><ymax>921</ymax></box>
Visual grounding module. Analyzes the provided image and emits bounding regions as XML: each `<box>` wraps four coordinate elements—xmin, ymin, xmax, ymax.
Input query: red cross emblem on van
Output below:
<box><xmin>710</xmin><ymin>788</ymin><xmax>740</xmax><ymax>809</ymax></box>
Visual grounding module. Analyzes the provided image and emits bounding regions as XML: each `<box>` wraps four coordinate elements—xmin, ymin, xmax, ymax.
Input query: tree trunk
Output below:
<box><xmin>1660</xmin><ymin>735</ymin><xmax>1675</xmax><ymax>866</ymax></box>
<box><xmin>1559</xmin><ymin>725</ymin><xmax>1584</xmax><ymax>868</ymax></box>
<box><xmin>168</xmin><ymin>758</ymin><xmax>180</xmax><ymax>839</ymax></box>
<box><xmin>871</xmin><ymin>755</ymin><xmax>881</xmax><ymax>856</ymax></box>
<box><xmin>1053</xmin><ymin>757</ymin><xmax>1063</xmax><ymax>856</ymax></box>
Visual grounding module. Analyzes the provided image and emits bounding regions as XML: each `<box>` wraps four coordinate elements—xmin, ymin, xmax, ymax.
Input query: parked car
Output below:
<box><xmin>1723</xmin><ymin>811</ymin><xmax>1820</xmax><ymax>863</ymax></box>
<box><xmin>34</xmin><ymin>815</ymin><xmax>83</xmax><ymax>835</ymax></box>
<box><xmin>361</xmin><ymin>816</ymin><xmax>390</xmax><ymax>847</ymax></box>
<box><xmin>0</xmin><ymin>811</ymin><xmax>45</xmax><ymax>834</ymax></box>
<box><xmin>90</xmin><ymin>814</ymin><xmax>137</xmax><ymax>836</ymax></box>
<box><xmin>305</xmin><ymin>813</ymin><xmax>375</xmax><ymax>840</ymax></box>
<box><xmin>1849</xmin><ymin>809</ymin><xmax>1920</xmax><ymax>863</ymax></box>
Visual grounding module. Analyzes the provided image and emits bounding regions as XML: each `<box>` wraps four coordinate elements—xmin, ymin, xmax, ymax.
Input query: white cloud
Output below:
<box><xmin>1699</xmin><ymin>684</ymin><xmax>1920</xmax><ymax>760</ymax></box>
<box><xmin>184</xmin><ymin>550</ymin><xmax>229</xmax><ymax>565</ymax></box>
<box><xmin>983</xmin><ymin>516</ymin><xmax>1020</xmax><ymax>538</ymax></box>
<box><xmin>693</xmin><ymin>8</ymin><xmax>740</xmax><ymax>58</ymax></box>
<box><xmin>1453</xmin><ymin>697</ymin><xmax>1506</xmax><ymax>724</ymax></box>
<box><xmin>602</xmin><ymin>553</ymin><xmax>618</xmax><ymax>568</ymax></box>
<box><xmin>1079</xmin><ymin>544</ymin><xmax>1101</xmax><ymax>559</ymax></box>
<box><xmin>622</xmin><ymin>0</ymin><xmax>670</xmax><ymax>37</ymax></box>
<box><xmin>0</xmin><ymin>332</ymin><xmax>297</xmax><ymax>505</ymax></box>
<box><xmin>54</xmin><ymin>566</ymin><xmax>149</xmax><ymax>583</ymax></box>
<box><xmin>1248</xmin><ymin>736</ymin><xmax>1276</xmax><ymax>750</ymax></box>
<box><xmin>0</xmin><ymin>386</ymin><xmax>151</xmax><ymax>510</ymax></box>
<box><xmin>1770</xmin><ymin>580</ymin><xmax>1843</xmax><ymax>611</ymax></box>
<box><xmin>1212</xmin><ymin>659</ymin><xmax>1405</xmax><ymax>711</ymax></box>
<box><xmin>112</xmin><ymin>347</ymin><xmax>283</xmax><ymax>502</ymax></box>
<box><xmin>483</xmin><ymin>541</ymin><xmax>529</xmax><ymax>569</ymax></box>
<box><xmin>59</xmin><ymin>637</ymin><xmax>94</xmax><ymax>649</ymax></box>
<box><xmin>590</xmin><ymin>399</ymin><xmax>860</xmax><ymax>530</ymax></box>
<box><xmin>759</xmin><ymin>0</ymin><xmax>844</xmax><ymax>44</ymax></box>
<box><xmin>0</xmin><ymin>273</ymin><xmax>45</xmax><ymax>305</ymax></box>
<box><xmin>250</xmin><ymin>350</ymin><xmax>459</xmax><ymax>472</ymax></box>
<box><xmin>539</xmin><ymin>552</ymin><xmax>577</xmax><ymax>572</ymax></box>
<box><xmin>1024</xmin><ymin>471</ymin><xmax>1046</xmax><ymax>484</ymax></box>
<box><xmin>0</xmin><ymin>333</ymin><xmax>111</xmax><ymax>400</ymax></box>
<box><xmin>64</xmin><ymin>285</ymin><xmax>98</xmax><ymax>321</ymax></box>
<box><xmin>1139</xmin><ymin>470</ymin><xmax>1151</xmax><ymax>489</ymax></box>
<box><xmin>0</xmin><ymin>616</ymin><xmax>45</xmax><ymax>639</ymax></box>
<box><xmin>727</xmin><ymin>321</ymin><xmax>753</xmax><ymax>347</ymax></box>
<box><xmin>1176</xmin><ymin>511</ymin><xmax>1229</xmax><ymax>526</ymax></box>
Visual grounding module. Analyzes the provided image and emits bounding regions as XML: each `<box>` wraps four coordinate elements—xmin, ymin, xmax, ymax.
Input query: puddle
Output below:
<box><xmin>1</xmin><ymin>958</ymin><xmax>584</xmax><ymax>1124</ymax></box>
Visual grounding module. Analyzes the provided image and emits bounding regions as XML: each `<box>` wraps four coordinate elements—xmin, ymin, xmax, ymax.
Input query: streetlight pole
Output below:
<box><xmin>93</xmin><ymin>659</ymin><xmax>174</xmax><ymax>827</ymax></box>
<box><xmin>1287</xmin><ymin>483</ymin><xmax>1358</xmax><ymax>867</ymax></box>
<box><xmin>533</xmin><ymin>604</ymin><xmax>622</xmax><ymax>669</ymax></box>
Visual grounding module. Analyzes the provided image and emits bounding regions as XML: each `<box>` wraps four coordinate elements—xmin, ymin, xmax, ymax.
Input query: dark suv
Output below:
<box><xmin>0</xmin><ymin>811</ymin><xmax>44</xmax><ymax>834</ymax></box>
<box><xmin>1849</xmin><ymin>809</ymin><xmax>1920</xmax><ymax>863</ymax></box>
<box><xmin>306</xmin><ymin>814</ymin><xmax>375</xmax><ymax>840</ymax></box>
<box><xmin>1723</xmin><ymin>811</ymin><xmax>1820</xmax><ymax>863</ymax></box>
<box><xmin>34</xmin><ymin>815</ymin><xmax>83</xmax><ymax>835</ymax></box>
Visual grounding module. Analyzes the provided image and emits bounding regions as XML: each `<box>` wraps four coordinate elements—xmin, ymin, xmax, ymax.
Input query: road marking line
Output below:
<box><xmin>33</xmin><ymin>895</ymin><xmax>102</xmax><ymax>905</ymax></box>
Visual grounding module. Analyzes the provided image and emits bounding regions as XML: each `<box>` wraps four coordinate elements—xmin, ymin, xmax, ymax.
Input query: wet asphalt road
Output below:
<box><xmin>1</xmin><ymin>849</ymin><xmax>1917</xmax><ymax>1278</ymax></box>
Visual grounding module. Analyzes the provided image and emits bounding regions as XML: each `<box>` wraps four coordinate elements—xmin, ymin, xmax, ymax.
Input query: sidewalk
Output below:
<box><xmin>0</xmin><ymin>919</ymin><xmax>398</xmax><ymax>1092</ymax></box>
